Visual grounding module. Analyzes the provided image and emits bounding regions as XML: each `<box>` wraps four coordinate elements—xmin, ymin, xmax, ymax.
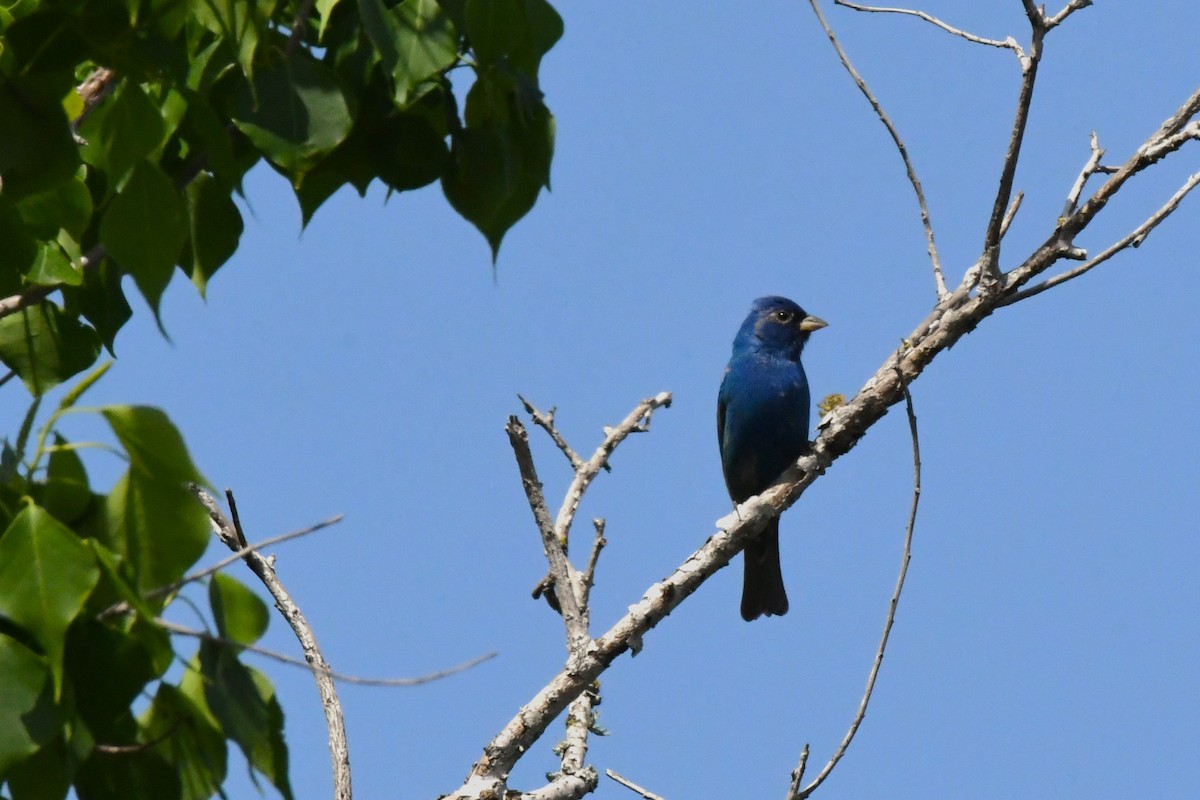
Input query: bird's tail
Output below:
<box><xmin>740</xmin><ymin>518</ymin><xmax>789</xmax><ymax>621</ymax></box>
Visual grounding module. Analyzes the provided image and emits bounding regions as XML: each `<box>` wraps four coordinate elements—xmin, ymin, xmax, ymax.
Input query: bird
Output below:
<box><xmin>718</xmin><ymin>296</ymin><xmax>827</xmax><ymax>621</ymax></box>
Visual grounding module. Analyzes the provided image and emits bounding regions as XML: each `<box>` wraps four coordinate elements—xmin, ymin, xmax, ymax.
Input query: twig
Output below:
<box><xmin>98</xmin><ymin>514</ymin><xmax>345</xmax><ymax>621</ymax></box>
<box><xmin>93</xmin><ymin>718</ymin><xmax>182</xmax><ymax>755</ymax></box>
<box><xmin>999</xmin><ymin>190</ymin><xmax>1024</xmax><ymax>239</ymax></box>
<box><xmin>786</xmin><ymin>744</ymin><xmax>810</xmax><ymax>800</ymax></box>
<box><xmin>1005</xmin><ymin>94</ymin><xmax>1200</xmax><ymax>292</ymax></box>
<box><xmin>1061</xmin><ymin>132</ymin><xmax>1106</xmax><ymax>218</ymax></box>
<box><xmin>506</xmin><ymin>417</ymin><xmax>588</xmax><ymax>646</ymax></box>
<box><xmin>606</xmin><ymin>769</ymin><xmax>667</xmax><ymax>800</ymax></box>
<box><xmin>519</xmin><ymin>395</ymin><xmax>586</xmax><ymax>471</ymax></box>
<box><xmin>159</xmin><ymin>619</ymin><xmax>497</xmax><ymax>686</ymax></box>
<box><xmin>797</xmin><ymin>359</ymin><xmax>921</xmax><ymax>798</ymax></box>
<box><xmin>286</xmin><ymin>0</ymin><xmax>318</xmax><ymax>53</ymax></box>
<box><xmin>1002</xmin><ymin>169</ymin><xmax>1200</xmax><ymax>306</ymax></box>
<box><xmin>552</xmin><ymin>393</ymin><xmax>672</xmax><ymax>548</ymax></box>
<box><xmin>979</xmin><ymin>7</ymin><xmax>1046</xmax><ymax>289</ymax></box>
<box><xmin>1045</xmin><ymin>0</ymin><xmax>1094</xmax><ymax>30</ymax></box>
<box><xmin>0</xmin><ymin>370</ymin><xmax>14</xmax><ymax>389</ymax></box>
<box><xmin>809</xmin><ymin>0</ymin><xmax>946</xmax><ymax>297</ymax></box>
<box><xmin>581</xmin><ymin>519</ymin><xmax>607</xmax><ymax>605</ymax></box>
<box><xmin>72</xmin><ymin>67</ymin><xmax>117</xmax><ymax>134</ymax></box>
<box><xmin>834</xmin><ymin>1</ymin><xmax>1023</xmax><ymax>57</ymax></box>
<box><xmin>520</xmin><ymin>398</ymin><xmax>673</xmax><ymax>798</ymax></box>
<box><xmin>193</xmin><ymin>488</ymin><xmax>352</xmax><ymax>800</ymax></box>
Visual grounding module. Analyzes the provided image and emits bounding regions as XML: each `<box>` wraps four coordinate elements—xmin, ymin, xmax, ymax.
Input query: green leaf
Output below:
<box><xmin>5</xmin><ymin>733</ymin><xmax>71</xmax><ymax>800</ymax></box>
<box><xmin>0</xmin><ymin>635</ymin><xmax>51</xmax><ymax>777</ymax></box>
<box><xmin>178</xmin><ymin>88</ymin><xmax>238</xmax><ymax>184</ymax></box>
<box><xmin>14</xmin><ymin>169</ymin><xmax>93</xmax><ymax>241</ymax></box>
<box><xmin>138</xmin><ymin>683</ymin><xmax>228</xmax><ymax>800</ymax></box>
<box><xmin>75</xmin><ymin>747</ymin><xmax>182</xmax><ymax>800</ymax></box>
<box><xmin>441</xmin><ymin>70</ymin><xmax>555</xmax><ymax>257</ymax></box>
<box><xmin>232</xmin><ymin>49</ymin><xmax>356</xmax><ymax>179</ymax></box>
<box><xmin>25</xmin><ymin>243</ymin><xmax>81</xmax><ymax>288</ymax></box>
<box><xmin>191</xmin><ymin>0</ymin><xmax>273</xmax><ymax>80</ymax></box>
<box><xmin>317</xmin><ymin>0</ymin><xmax>343</xmax><ymax>39</ymax></box>
<box><xmin>68</xmin><ymin>258</ymin><xmax>132</xmax><ymax>355</ymax></box>
<box><xmin>56</xmin><ymin>360</ymin><xmax>112</xmax><ymax>413</ymax></box>
<box><xmin>391</xmin><ymin>0</ymin><xmax>459</xmax><ymax>107</ymax></box>
<box><xmin>199</xmin><ymin>641</ymin><xmax>293</xmax><ymax>800</ymax></box>
<box><xmin>374</xmin><ymin>111</ymin><xmax>449</xmax><ymax>192</ymax></box>
<box><xmin>39</xmin><ymin>434</ymin><xmax>91</xmax><ymax>523</ymax></box>
<box><xmin>0</xmin><ymin>80</ymin><xmax>80</xmax><ymax>202</ymax></box>
<box><xmin>96</xmin><ymin>406</ymin><xmax>208</xmax><ymax>596</ymax></box>
<box><xmin>78</xmin><ymin>82</ymin><xmax>165</xmax><ymax>186</ymax></box>
<box><xmin>0</xmin><ymin>303</ymin><xmax>102</xmax><ymax>396</ymax></box>
<box><xmin>0</xmin><ymin>197</ymin><xmax>39</xmax><ymax>294</ymax></box>
<box><xmin>65</xmin><ymin>617</ymin><xmax>171</xmax><ymax>742</ymax></box>
<box><xmin>465</xmin><ymin>0</ymin><xmax>562</xmax><ymax>75</ymax></box>
<box><xmin>102</xmin><ymin>470</ymin><xmax>211</xmax><ymax>601</ymax></box>
<box><xmin>183</xmin><ymin>173</ymin><xmax>243</xmax><ymax>296</ymax></box>
<box><xmin>0</xmin><ymin>505</ymin><xmax>100</xmax><ymax>697</ymax></box>
<box><xmin>209</xmin><ymin>573</ymin><xmax>269</xmax><ymax>647</ymax></box>
<box><xmin>99</xmin><ymin>161</ymin><xmax>187</xmax><ymax>314</ymax></box>
<box><xmin>101</xmin><ymin>405</ymin><xmax>205</xmax><ymax>487</ymax></box>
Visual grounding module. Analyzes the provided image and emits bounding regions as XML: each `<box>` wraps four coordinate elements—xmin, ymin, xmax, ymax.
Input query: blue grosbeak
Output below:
<box><xmin>718</xmin><ymin>296</ymin><xmax>827</xmax><ymax>620</ymax></box>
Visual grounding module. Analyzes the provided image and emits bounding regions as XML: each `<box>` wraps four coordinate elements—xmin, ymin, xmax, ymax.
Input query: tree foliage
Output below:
<box><xmin>0</xmin><ymin>1</ymin><xmax>561</xmax><ymax>797</ymax></box>
<box><xmin>0</xmin><ymin>0</ymin><xmax>561</xmax><ymax>389</ymax></box>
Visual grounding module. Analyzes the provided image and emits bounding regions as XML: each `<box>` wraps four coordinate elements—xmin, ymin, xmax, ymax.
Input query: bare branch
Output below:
<box><xmin>1006</xmin><ymin>94</ymin><xmax>1200</xmax><ymax>292</ymax></box>
<box><xmin>193</xmin><ymin>488</ymin><xmax>352</xmax><ymax>800</ymax></box>
<box><xmin>808</xmin><ymin>0</ymin><xmax>946</xmax><ymax>297</ymax></box>
<box><xmin>834</xmin><ymin>1</ymin><xmax>1023</xmax><ymax>56</ymax></box>
<box><xmin>506</xmin><ymin>416</ymin><xmax>589</xmax><ymax>647</ymax></box>
<box><xmin>73</xmin><ymin>67</ymin><xmax>117</xmax><ymax>134</ymax></box>
<box><xmin>553</xmin><ymin>393</ymin><xmax>672</xmax><ymax>546</ymax></box>
<box><xmin>520</xmin><ymin>395</ymin><xmax>587</xmax><ymax>471</ymax></box>
<box><xmin>1002</xmin><ymin>169</ymin><xmax>1200</xmax><ymax>306</ymax></box>
<box><xmin>999</xmin><ymin>190</ymin><xmax>1024</xmax><ymax>239</ymax></box>
<box><xmin>1045</xmin><ymin>0</ymin><xmax>1093</xmax><ymax>30</ymax></box>
<box><xmin>980</xmin><ymin>17</ymin><xmax>1044</xmax><ymax>288</ymax></box>
<box><xmin>798</xmin><ymin>359</ymin><xmax>920</xmax><ymax>798</ymax></box>
<box><xmin>786</xmin><ymin>744</ymin><xmax>810</xmax><ymax>800</ymax></box>
<box><xmin>160</xmin><ymin>619</ymin><xmax>496</xmax><ymax>686</ymax></box>
<box><xmin>606</xmin><ymin>769</ymin><xmax>667</xmax><ymax>800</ymax></box>
<box><xmin>1062</xmin><ymin>132</ymin><xmax>1106</xmax><ymax>218</ymax></box>
<box><xmin>520</xmin><ymin>770</ymin><xmax>600</xmax><ymax>800</ymax></box>
<box><xmin>581</xmin><ymin>519</ymin><xmax>607</xmax><ymax>604</ymax></box>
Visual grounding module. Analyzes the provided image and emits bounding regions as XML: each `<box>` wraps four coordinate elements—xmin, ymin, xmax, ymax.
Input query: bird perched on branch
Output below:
<box><xmin>718</xmin><ymin>296</ymin><xmax>827</xmax><ymax>621</ymax></box>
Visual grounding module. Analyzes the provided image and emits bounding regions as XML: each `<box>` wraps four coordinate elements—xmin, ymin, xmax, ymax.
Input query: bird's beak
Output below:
<box><xmin>798</xmin><ymin>314</ymin><xmax>828</xmax><ymax>332</ymax></box>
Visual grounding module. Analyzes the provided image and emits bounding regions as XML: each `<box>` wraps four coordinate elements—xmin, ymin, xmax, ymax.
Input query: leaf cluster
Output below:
<box><xmin>0</xmin><ymin>366</ymin><xmax>288</xmax><ymax>799</ymax></box>
<box><xmin>0</xmin><ymin>0</ymin><xmax>562</xmax><ymax>393</ymax></box>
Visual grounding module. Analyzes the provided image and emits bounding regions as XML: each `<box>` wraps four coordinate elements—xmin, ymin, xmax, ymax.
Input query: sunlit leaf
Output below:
<box><xmin>209</xmin><ymin>573</ymin><xmax>269</xmax><ymax>647</ymax></box>
<box><xmin>0</xmin><ymin>505</ymin><xmax>100</xmax><ymax>697</ymax></box>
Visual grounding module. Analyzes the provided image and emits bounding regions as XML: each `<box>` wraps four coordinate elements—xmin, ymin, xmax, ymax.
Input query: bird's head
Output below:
<box><xmin>735</xmin><ymin>295</ymin><xmax>828</xmax><ymax>358</ymax></box>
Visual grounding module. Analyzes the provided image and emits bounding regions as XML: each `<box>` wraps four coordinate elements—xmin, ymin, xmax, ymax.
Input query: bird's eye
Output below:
<box><xmin>773</xmin><ymin>310</ymin><xmax>793</xmax><ymax>323</ymax></box>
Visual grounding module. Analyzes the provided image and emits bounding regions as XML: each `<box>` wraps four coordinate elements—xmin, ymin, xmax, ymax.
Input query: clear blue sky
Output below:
<box><xmin>15</xmin><ymin>2</ymin><xmax>1200</xmax><ymax>798</ymax></box>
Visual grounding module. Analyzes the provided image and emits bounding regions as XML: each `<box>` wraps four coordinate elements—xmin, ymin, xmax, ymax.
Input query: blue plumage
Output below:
<box><xmin>718</xmin><ymin>296</ymin><xmax>827</xmax><ymax>621</ymax></box>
